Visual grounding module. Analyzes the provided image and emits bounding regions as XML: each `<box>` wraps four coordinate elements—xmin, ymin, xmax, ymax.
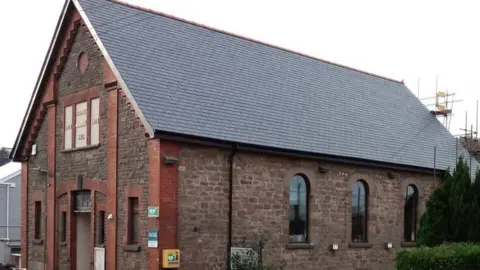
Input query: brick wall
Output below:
<box><xmin>116</xmin><ymin>93</ymin><xmax>149</xmax><ymax>270</ymax></box>
<box><xmin>178</xmin><ymin>144</ymin><xmax>438</xmax><ymax>270</ymax></box>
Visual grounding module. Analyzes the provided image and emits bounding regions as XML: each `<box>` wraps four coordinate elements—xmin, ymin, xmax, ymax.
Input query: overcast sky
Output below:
<box><xmin>1</xmin><ymin>0</ymin><xmax>479</xmax><ymax>148</ymax></box>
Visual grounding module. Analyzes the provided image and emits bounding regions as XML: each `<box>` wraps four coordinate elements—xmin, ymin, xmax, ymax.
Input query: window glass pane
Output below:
<box><xmin>352</xmin><ymin>181</ymin><xmax>367</xmax><ymax>242</ymax></box>
<box><xmin>64</xmin><ymin>106</ymin><xmax>73</xmax><ymax>149</ymax></box>
<box><xmin>289</xmin><ymin>175</ymin><xmax>308</xmax><ymax>242</ymax></box>
<box><xmin>60</xmin><ymin>211</ymin><xmax>67</xmax><ymax>242</ymax></box>
<box><xmin>35</xmin><ymin>201</ymin><xmax>41</xmax><ymax>239</ymax></box>
<box><xmin>90</xmin><ymin>98</ymin><xmax>100</xmax><ymax>145</ymax></box>
<box><xmin>98</xmin><ymin>211</ymin><xmax>105</xmax><ymax>245</ymax></box>
<box><xmin>75</xmin><ymin>101</ymin><xmax>88</xmax><ymax>147</ymax></box>
<box><xmin>129</xmin><ymin>198</ymin><xmax>139</xmax><ymax>244</ymax></box>
<box><xmin>404</xmin><ymin>185</ymin><xmax>417</xmax><ymax>241</ymax></box>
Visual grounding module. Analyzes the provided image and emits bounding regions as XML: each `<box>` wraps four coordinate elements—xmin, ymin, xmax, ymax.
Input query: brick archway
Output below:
<box><xmin>56</xmin><ymin>178</ymin><xmax>107</xmax><ymax>270</ymax></box>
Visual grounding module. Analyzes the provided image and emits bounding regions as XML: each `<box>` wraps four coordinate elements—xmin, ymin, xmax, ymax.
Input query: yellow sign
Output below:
<box><xmin>162</xmin><ymin>249</ymin><xmax>180</xmax><ymax>268</ymax></box>
<box><xmin>437</xmin><ymin>91</ymin><xmax>445</xmax><ymax>97</ymax></box>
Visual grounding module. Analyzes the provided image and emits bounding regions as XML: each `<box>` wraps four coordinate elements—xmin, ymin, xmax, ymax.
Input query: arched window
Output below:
<box><xmin>404</xmin><ymin>184</ymin><xmax>418</xmax><ymax>242</ymax></box>
<box><xmin>289</xmin><ymin>174</ymin><xmax>309</xmax><ymax>243</ymax></box>
<box><xmin>352</xmin><ymin>180</ymin><xmax>368</xmax><ymax>242</ymax></box>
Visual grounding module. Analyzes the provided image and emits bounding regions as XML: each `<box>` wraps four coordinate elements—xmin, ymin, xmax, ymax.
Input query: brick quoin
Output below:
<box><xmin>106</xmin><ymin>61</ymin><xmax>119</xmax><ymax>270</ymax></box>
<box><xmin>159</xmin><ymin>140</ymin><xmax>179</xmax><ymax>265</ymax></box>
<box><xmin>148</xmin><ymin>138</ymin><xmax>161</xmax><ymax>270</ymax></box>
<box><xmin>46</xmin><ymin>103</ymin><xmax>56</xmax><ymax>270</ymax></box>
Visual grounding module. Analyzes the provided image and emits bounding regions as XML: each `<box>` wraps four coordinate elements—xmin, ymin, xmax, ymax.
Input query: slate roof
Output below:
<box><xmin>78</xmin><ymin>0</ymin><xmax>478</xmax><ymax>172</ymax></box>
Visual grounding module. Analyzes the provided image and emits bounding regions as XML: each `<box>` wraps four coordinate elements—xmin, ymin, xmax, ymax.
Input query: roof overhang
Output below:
<box><xmin>154</xmin><ymin>130</ymin><xmax>444</xmax><ymax>176</ymax></box>
<box><xmin>73</xmin><ymin>0</ymin><xmax>153</xmax><ymax>136</ymax></box>
<box><xmin>10</xmin><ymin>0</ymin><xmax>72</xmax><ymax>162</ymax></box>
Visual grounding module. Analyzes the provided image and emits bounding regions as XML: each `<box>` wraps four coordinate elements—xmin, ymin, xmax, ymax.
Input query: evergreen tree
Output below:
<box><xmin>417</xmin><ymin>169</ymin><xmax>452</xmax><ymax>246</ymax></box>
<box><xmin>467</xmin><ymin>169</ymin><xmax>480</xmax><ymax>241</ymax></box>
<box><xmin>448</xmin><ymin>156</ymin><xmax>472</xmax><ymax>242</ymax></box>
<box><xmin>417</xmin><ymin>156</ymin><xmax>480</xmax><ymax>246</ymax></box>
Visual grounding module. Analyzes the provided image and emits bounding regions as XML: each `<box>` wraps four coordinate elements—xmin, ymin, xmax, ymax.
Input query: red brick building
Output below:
<box><xmin>10</xmin><ymin>0</ymin><xmax>477</xmax><ymax>269</ymax></box>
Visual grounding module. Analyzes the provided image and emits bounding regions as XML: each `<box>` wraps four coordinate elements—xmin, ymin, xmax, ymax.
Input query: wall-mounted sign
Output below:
<box><xmin>147</xmin><ymin>230</ymin><xmax>158</xmax><ymax>248</ymax></box>
<box><xmin>162</xmin><ymin>249</ymin><xmax>180</xmax><ymax>268</ymax></box>
<box><xmin>75</xmin><ymin>101</ymin><xmax>88</xmax><ymax>147</ymax></box>
<box><xmin>148</xmin><ymin>206</ymin><xmax>159</xmax><ymax>217</ymax></box>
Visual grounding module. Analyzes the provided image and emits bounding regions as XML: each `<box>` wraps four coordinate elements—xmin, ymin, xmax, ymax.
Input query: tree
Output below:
<box><xmin>447</xmin><ymin>156</ymin><xmax>472</xmax><ymax>242</ymax></box>
<box><xmin>417</xmin><ymin>169</ymin><xmax>451</xmax><ymax>246</ymax></box>
<box><xmin>467</xmin><ymin>169</ymin><xmax>480</xmax><ymax>241</ymax></box>
<box><xmin>0</xmin><ymin>147</ymin><xmax>11</xmax><ymax>167</ymax></box>
<box><xmin>417</xmin><ymin>156</ymin><xmax>480</xmax><ymax>246</ymax></box>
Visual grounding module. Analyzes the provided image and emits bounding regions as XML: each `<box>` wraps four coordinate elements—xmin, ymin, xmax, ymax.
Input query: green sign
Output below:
<box><xmin>168</xmin><ymin>253</ymin><xmax>175</xmax><ymax>262</ymax></box>
<box><xmin>148</xmin><ymin>206</ymin><xmax>159</xmax><ymax>217</ymax></box>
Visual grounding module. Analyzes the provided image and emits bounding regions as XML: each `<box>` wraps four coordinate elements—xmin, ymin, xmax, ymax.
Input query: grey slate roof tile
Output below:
<box><xmin>79</xmin><ymin>0</ymin><xmax>479</xmax><ymax>173</ymax></box>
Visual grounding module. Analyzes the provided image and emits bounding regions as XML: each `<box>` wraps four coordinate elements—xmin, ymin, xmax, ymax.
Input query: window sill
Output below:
<box><xmin>401</xmin><ymin>242</ymin><xmax>417</xmax><ymax>248</ymax></box>
<box><xmin>61</xmin><ymin>144</ymin><xmax>100</xmax><ymax>153</ymax></box>
<box><xmin>33</xmin><ymin>239</ymin><xmax>44</xmax><ymax>245</ymax></box>
<box><xmin>286</xmin><ymin>243</ymin><xmax>315</xmax><ymax>249</ymax></box>
<box><xmin>123</xmin><ymin>244</ymin><xmax>140</xmax><ymax>252</ymax></box>
<box><xmin>348</xmin><ymin>242</ymin><xmax>372</xmax><ymax>249</ymax></box>
<box><xmin>60</xmin><ymin>242</ymin><xmax>67</xmax><ymax>246</ymax></box>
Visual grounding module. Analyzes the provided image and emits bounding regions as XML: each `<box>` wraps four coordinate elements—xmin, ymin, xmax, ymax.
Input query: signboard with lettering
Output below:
<box><xmin>148</xmin><ymin>206</ymin><xmax>159</xmax><ymax>217</ymax></box>
<box><xmin>162</xmin><ymin>249</ymin><xmax>180</xmax><ymax>268</ymax></box>
<box><xmin>75</xmin><ymin>101</ymin><xmax>88</xmax><ymax>147</ymax></box>
<box><xmin>147</xmin><ymin>230</ymin><xmax>158</xmax><ymax>248</ymax></box>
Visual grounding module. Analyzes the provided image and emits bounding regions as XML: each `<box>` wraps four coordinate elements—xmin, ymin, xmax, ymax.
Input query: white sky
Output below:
<box><xmin>1</xmin><ymin>0</ymin><xmax>479</xmax><ymax>148</ymax></box>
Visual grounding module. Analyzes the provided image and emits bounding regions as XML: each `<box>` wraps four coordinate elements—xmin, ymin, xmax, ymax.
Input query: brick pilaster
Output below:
<box><xmin>159</xmin><ymin>140</ymin><xmax>179</xmax><ymax>268</ymax></box>
<box><xmin>68</xmin><ymin>191</ymin><xmax>77</xmax><ymax>270</ymax></box>
<box><xmin>21</xmin><ymin>161</ymin><xmax>28</xmax><ymax>269</ymax></box>
<box><xmin>148</xmin><ymin>139</ymin><xmax>161</xmax><ymax>270</ymax></box>
<box><xmin>106</xmin><ymin>68</ymin><xmax>118</xmax><ymax>270</ymax></box>
<box><xmin>46</xmin><ymin>104</ymin><xmax>56</xmax><ymax>270</ymax></box>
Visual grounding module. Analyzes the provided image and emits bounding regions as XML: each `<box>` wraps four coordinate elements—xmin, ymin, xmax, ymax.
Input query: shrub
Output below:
<box><xmin>396</xmin><ymin>243</ymin><xmax>480</xmax><ymax>269</ymax></box>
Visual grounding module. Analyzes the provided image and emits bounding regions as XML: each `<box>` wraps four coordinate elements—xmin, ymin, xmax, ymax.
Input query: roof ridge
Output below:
<box><xmin>108</xmin><ymin>0</ymin><xmax>404</xmax><ymax>85</ymax></box>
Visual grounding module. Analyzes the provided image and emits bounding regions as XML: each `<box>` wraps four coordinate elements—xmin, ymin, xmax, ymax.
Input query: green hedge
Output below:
<box><xmin>396</xmin><ymin>243</ymin><xmax>480</xmax><ymax>269</ymax></box>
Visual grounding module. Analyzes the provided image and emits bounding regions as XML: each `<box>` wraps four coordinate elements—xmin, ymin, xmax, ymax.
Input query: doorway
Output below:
<box><xmin>76</xmin><ymin>213</ymin><xmax>91</xmax><ymax>270</ymax></box>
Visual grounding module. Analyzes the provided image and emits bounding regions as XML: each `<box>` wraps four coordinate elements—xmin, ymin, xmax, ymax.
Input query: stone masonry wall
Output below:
<box><xmin>55</xmin><ymin>23</ymin><xmax>106</xmax><ymax>185</ymax></box>
<box><xmin>116</xmin><ymin>93</ymin><xmax>149</xmax><ymax>270</ymax></box>
<box><xmin>55</xmin><ymin>21</ymin><xmax>106</xmax><ymax>270</ymax></box>
<box><xmin>178</xmin><ymin>144</ymin><xmax>439</xmax><ymax>270</ymax></box>
<box><xmin>178</xmin><ymin>146</ymin><xmax>230</xmax><ymax>269</ymax></box>
<box><xmin>26</xmin><ymin>13</ymin><xmax>151</xmax><ymax>269</ymax></box>
<box><xmin>27</xmin><ymin>114</ymin><xmax>48</xmax><ymax>270</ymax></box>
<box><xmin>57</xmin><ymin>194</ymin><xmax>69</xmax><ymax>270</ymax></box>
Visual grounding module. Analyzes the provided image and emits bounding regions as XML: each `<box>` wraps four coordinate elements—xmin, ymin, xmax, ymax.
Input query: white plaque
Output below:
<box><xmin>90</xmin><ymin>98</ymin><xmax>100</xmax><ymax>145</ymax></box>
<box><xmin>65</xmin><ymin>106</ymin><xmax>73</xmax><ymax>149</ymax></box>
<box><xmin>75</xmin><ymin>101</ymin><xmax>88</xmax><ymax>147</ymax></box>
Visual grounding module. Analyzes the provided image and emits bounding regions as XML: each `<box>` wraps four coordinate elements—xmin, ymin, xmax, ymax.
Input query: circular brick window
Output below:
<box><xmin>77</xmin><ymin>51</ymin><xmax>88</xmax><ymax>74</ymax></box>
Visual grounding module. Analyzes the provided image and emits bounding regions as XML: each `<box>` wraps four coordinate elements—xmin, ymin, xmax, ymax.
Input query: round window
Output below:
<box><xmin>77</xmin><ymin>51</ymin><xmax>88</xmax><ymax>74</ymax></box>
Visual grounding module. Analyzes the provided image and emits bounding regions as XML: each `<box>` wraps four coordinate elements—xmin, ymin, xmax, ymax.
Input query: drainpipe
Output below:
<box><xmin>227</xmin><ymin>144</ymin><xmax>238</xmax><ymax>270</ymax></box>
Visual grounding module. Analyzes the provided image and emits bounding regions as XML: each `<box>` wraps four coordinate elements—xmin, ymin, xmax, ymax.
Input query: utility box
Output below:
<box><xmin>162</xmin><ymin>249</ymin><xmax>180</xmax><ymax>268</ymax></box>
